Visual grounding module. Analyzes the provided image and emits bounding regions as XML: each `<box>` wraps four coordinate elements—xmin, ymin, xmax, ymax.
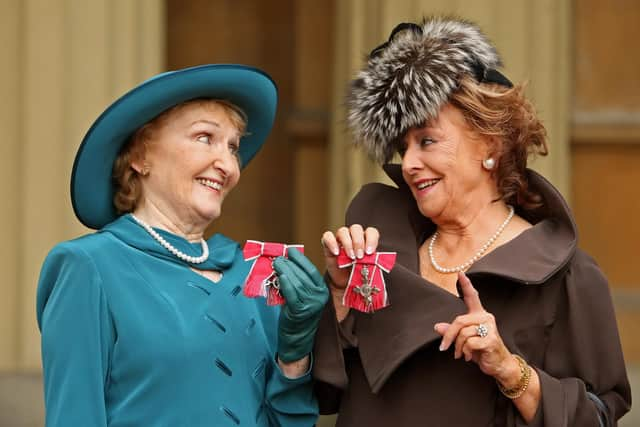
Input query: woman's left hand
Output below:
<box><xmin>434</xmin><ymin>272</ymin><xmax>517</xmax><ymax>382</ymax></box>
<box><xmin>273</xmin><ymin>248</ymin><xmax>329</xmax><ymax>364</ymax></box>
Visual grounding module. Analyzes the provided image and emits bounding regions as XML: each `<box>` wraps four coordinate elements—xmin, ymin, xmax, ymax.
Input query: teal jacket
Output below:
<box><xmin>36</xmin><ymin>214</ymin><xmax>318</xmax><ymax>427</ymax></box>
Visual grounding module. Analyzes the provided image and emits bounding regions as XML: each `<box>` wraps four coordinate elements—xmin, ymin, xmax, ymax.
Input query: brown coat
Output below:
<box><xmin>313</xmin><ymin>165</ymin><xmax>631</xmax><ymax>426</ymax></box>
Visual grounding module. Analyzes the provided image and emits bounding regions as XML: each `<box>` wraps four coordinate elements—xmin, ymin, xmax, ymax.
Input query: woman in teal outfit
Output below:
<box><xmin>36</xmin><ymin>64</ymin><xmax>327</xmax><ymax>426</ymax></box>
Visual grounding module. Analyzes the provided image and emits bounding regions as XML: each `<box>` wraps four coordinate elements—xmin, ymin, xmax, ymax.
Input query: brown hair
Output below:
<box><xmin>449</xmin><ymin>76</ymin><xmax>548</xmax><ymax>211</ymax></box>
<box><xmin>112</xmin><ymin>99</ymin><xmax>247</xmax><ymax>214</ymax></box>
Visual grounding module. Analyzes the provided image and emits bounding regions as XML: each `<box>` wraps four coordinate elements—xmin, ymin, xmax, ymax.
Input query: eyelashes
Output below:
<box><xmin>420</xmin><ymin>137</ymin><xmax>435</xmax><ymax>147</ymax></box>
<box><xmin>228</xmin><ymin>142</ymin><xmax>240</xmax><ymax>156</ymax></box>
<box><xmin>196</xmin><ymin>134</ymin><xmax>211</xmax><ymax>144</ymax></box>
<box><xmin>195</xmin><ymin>133</ymin><xmax>240</xmax><ymax>156</ymax></box>
<box><xmin>396</xmin><ymin>137</ymin><xmax>436</xmax><ymax>157</ymax></box>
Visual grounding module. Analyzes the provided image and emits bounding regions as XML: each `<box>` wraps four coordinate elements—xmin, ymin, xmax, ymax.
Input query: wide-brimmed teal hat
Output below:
<box><xmin>71</xmin><ymin>64</ymin><xmax>277</xmax><ymax>229</ymax></box>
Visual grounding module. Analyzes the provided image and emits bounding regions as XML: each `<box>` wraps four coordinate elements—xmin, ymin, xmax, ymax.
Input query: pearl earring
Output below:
<box><xmin>482</xmin><ymin>158</ymin><xmax>496</xmax><ymax>170</ymax></box>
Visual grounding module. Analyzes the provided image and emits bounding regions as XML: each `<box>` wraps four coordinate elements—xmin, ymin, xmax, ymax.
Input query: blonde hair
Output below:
<box><xmin>112</xmin><ymin>99</ymin><xmax>247</xmax><ymax>214</ymax></box>
<box><xmin>450</xmin><ymin>76</ymin><xmax>548</xmax><ymax>211</ymax></box>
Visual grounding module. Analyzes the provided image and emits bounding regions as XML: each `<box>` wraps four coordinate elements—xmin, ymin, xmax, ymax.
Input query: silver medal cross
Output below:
<box><xmin>353</xmin><ymin>265</ymin><xmax>379</xmax><ymax>310</ymax></box>
<box><xmin>263</xmin><ymin>261</ymin><xmax>280</xmax><ymax>295</ymax></box>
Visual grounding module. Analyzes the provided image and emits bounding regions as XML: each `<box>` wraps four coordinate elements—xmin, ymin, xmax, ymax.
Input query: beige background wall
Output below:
<box><xmin>1</xmin><ymin>1</ymin><xmax>638</xmax><ymax>426</ymax></box>
<box><xmin>0</xmin><ymin>0</ymin><xmax>165</xmax><ymax>373</ymax></box>
<box><xmin>571</xmin><ymin>0</ymin><xmax>640</xmax><ymax>365</ymax></box>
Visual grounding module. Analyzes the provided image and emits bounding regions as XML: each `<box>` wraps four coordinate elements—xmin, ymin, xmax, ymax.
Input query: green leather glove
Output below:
<box><xmin>273</xmin><ymin>248</ymin><xmax>329</xmax><ymax>363</ymax></box>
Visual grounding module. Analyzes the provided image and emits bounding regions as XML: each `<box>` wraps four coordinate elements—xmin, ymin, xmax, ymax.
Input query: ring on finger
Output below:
<box><xmin>476</xmin><ymin>323</ymin><xmax>489</xmax><ymax>338</ymax></box>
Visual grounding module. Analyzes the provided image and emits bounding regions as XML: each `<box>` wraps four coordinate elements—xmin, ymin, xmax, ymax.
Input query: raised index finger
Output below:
<box><xmin>458</xmin><ymin>271</ymin><xmax>484</xmax><ymax>313</ymax></box>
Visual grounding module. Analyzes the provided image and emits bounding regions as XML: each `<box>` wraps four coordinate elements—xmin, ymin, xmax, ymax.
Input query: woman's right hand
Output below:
<box><xmin>321</xmin><ymin>225</ymin><xmax>380</xmax><ymax>292</ymax></box>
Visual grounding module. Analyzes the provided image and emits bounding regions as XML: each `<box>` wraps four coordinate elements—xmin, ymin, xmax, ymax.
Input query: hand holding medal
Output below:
<box><xmin>242</xmin><ymin>240</ymin><xmax>329</xmax><ymax>362</ymax></box>
<box><xmin>242</xmin><ymin>240</ymin><xmax>303</xmax><ymax>305</ymax></box>
<box><xmin>337</xmin><ymin>249</ymin><xmax>396</xmax><ymax>312</ymax></box>
<box><xmin>322</xmin><ymin>224</ymin><xmax>396</xmax><ymax>313</ymax></box>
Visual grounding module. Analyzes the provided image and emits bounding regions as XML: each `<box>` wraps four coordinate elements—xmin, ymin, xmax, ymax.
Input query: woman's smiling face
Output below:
<box><xmin>400</xmin><ymin>103</ymin><xmax>496</xmax><ymax>223</ymax></box>
<box><xmin>136</xmin><ymin>100</ymin><xmax>243</xmax><ymax>228</ymax></box>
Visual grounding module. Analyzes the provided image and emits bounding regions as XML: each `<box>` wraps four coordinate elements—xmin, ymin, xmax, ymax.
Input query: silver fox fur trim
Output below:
<box><xmin>348</xmin><ymin>16</ymin><xmax>504</xmax><ymax>163</ymax></box>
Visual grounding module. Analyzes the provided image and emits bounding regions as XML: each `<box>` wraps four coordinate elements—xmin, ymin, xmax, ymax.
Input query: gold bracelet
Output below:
<box><xmin>497</xmin><ymin>354</ymin><xmax>531</xmax><ymax>399</ymax></box>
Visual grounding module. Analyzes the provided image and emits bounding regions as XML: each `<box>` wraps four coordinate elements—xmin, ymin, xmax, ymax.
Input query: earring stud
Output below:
<box><xmin>482</xmin><ymin>158</ymin><xmax>496</xmax><ymax>170</ymax></box>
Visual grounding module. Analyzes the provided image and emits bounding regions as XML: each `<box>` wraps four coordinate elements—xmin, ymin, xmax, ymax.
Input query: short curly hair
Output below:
<box><xmin>449</xmin><ymin>76</ymin><xmax>548</xmax><ymax>211</ymax></box>
<box><xmin>112</xmin><ymin>99</ymin><xmax>247</xmax><ymax>214</ymax></box>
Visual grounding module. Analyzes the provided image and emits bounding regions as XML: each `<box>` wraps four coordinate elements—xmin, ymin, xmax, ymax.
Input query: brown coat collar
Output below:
<box><xmin>381</xmin><ymin>163</ymin><xmax>578</xmax><ymax>284</ymax></box>
<box><xmin>316</xmin><ymin>165</ymin><xmax>579</xmax><ymax>393</ymax></box>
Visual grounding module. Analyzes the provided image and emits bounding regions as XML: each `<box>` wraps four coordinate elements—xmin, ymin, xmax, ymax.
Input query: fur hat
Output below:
<box><xmin>347</xmin><ymin>16</ymin><xmax>512</xmax><ymax>163</ymax></box>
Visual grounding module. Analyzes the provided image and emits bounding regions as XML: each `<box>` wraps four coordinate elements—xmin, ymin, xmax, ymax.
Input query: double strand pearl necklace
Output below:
<box><xmin>428</xmin><ymin>205</ymin><xmax>515</xmax><ymax>274</ymax></box>
<box><xmin>130</xmin><ymin>214</ymin><xmax>209</xmax><ymax>264</ymax></box>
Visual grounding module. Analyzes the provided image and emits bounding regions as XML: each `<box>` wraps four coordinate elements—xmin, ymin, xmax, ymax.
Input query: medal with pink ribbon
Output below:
<box><xmin>338</xmin><ymin>249</ymin><xmax>397</xmax><ymax>313</ymax></box>
<box><xmin>242</xmin><ymin>240</ymin><xmax>304</xmax><ymax>305</ymax></box>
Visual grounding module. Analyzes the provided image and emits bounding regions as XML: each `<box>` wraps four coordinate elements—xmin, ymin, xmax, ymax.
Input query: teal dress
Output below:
<box><xmin>36</xmin><ymin>214</ymin><xmax>318</xmax><ymax>427</ymax></box>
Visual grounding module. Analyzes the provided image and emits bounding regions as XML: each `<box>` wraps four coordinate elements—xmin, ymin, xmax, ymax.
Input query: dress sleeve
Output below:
<box><xmin>36</xmin><ymin>243</ymin><xmax>114</xmax><ymax>427</ymax></box>
<box><xmin>519</xmin><ymin>250</ymin><xmax>631</xmax><ymax>426</ymax></box>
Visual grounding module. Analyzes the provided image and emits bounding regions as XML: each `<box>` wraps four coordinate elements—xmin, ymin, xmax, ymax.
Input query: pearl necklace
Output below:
<box><xmin>130</xmin><ymin>214</ymin><xmax>209</xmax><ymax>264</ymax></box>
<box><xmin>428</xmin><ymin>205</ymin><xmax>515</xmax><ymax>274</ymax></box>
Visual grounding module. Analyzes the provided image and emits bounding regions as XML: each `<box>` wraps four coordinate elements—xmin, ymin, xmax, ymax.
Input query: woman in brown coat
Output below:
<box><xmin>313</xmin><ymin>17</ymin><xmax>631</xmax><ymax>426</ymax></box>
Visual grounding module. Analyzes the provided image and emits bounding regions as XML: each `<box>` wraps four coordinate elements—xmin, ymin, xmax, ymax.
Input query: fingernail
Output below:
<box><xmin>439</xmin><ymin>341</ymin><xmax>446</xmax><ymax>351</ymax></box>
<box><xmin>333</xmin><ymin>248</ymin><xmax>339</xmax><ymax>256</ymax></box>
<box><xmin>348</xmin><ymin>249</ymin><xmax>356</xmax><ymax>259</ymax></box>
<box><xmin>356</xmin><ymin>249</ymin><xmax>364</xmax><ymax>259</ymax></box>
<box><xmin>365</xmin><ymin>246</ymin><xmax>374</xmax><ymax>255</ymax></box>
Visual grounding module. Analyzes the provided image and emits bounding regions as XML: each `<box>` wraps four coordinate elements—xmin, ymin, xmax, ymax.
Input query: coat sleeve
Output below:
<box><xmin>263</xmin><ymin>357</ymin><xmax>319</xmax><ymax>426</ymax></box>
<box><xmin>256</xmin><ymin>300</ymin><xmax>318</xmax><ymax>426</ymax></box>
<box><xmin>519</xmin><ymin>250</ymin><xmax>631</xmax><ymax>426</ymax></box>
<box><xmin>36</xmin><ymin>243</ymin><xmax>114</xmax><ymax>427</ymax></box>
